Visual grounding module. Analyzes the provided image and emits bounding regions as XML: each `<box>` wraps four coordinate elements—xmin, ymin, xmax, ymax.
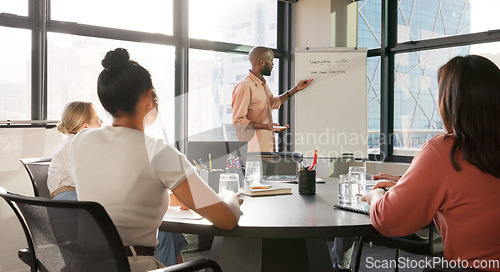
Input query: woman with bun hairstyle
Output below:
<box><xmin>70</xmin><ymin>48</ymin><xmax>242</xmax><ymax>271</ymax></box>
<box><xmin>362</xmin><ymin>55</ymin><xmax>500</xmax><ymax>270</ymax></box>
<box><xmin>47</xmin><ymin>101</ymin><xmax>102</xmax><ymax>200</ymax></box>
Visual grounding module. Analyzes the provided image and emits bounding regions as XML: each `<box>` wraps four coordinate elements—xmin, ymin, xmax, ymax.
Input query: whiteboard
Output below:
<box><xmin>294</xmin><ymin>48</ymin><xmax>367</xmax><ymax>158</ymax></box>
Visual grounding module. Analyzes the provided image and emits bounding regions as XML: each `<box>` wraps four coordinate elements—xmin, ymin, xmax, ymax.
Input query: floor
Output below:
<box><xmin>181</xmin><ymin>235</ymin><xmax>436</xmax><ymax>272</ymax></box>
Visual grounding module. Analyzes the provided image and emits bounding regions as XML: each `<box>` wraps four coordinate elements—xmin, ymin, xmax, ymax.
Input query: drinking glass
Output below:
<box><xmin>338</xmin><ymin>174</ymin><xmax>359</xmax><ymax>204</ymax></box>
<box><xmin>219</xmin><ymin>173</ymin><xmax>240</xmax><ymax>193</ymax></box>
<box><xmin>349</xmin><ymin>166</ymin><xmax>367</xmax><ymax>191</ymax></box>
<box><xmin>244</xmin><ymin>161</ymin><xmax>261</xmax><ymax>187</ymax></box>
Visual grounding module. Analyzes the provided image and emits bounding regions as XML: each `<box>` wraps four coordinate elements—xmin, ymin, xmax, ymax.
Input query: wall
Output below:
<box><xmin>0</xmin><ymin>128</ymin><xmax>64</xmax><ymax>271</ymax></box>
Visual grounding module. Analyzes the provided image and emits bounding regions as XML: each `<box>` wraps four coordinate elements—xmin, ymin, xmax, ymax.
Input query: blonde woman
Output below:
<box><xmin>47</xmin><ymin>101</ymin><xmax>102</xmax><ymax>200</ymax></box>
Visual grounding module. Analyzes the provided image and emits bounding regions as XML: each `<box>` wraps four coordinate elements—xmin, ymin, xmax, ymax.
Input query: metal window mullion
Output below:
<box><xmin>0</xmin><ymin>13</ymin><xmax>35</xmax><ymax>29</ymax></box>
<box><xmin>30</xmin><ymin>0</ymin><xmax>48</xmax><ymax>120</ymax></box>
<box><xmin>47</xmin><ymin>21</ymin><xmax>176</xmax><ymax>47</ymax></box>
<box><xmin>277</xmin><ymin>1</ymin><xmax>293</xmax><ymax>152</ymax></box>
<box><xmin>173</xmin><ymin>0</ymin><xmax>189</xmax><ymax>152</ymax></box>
<box><xmin>392</xmin><ymin>30</ymin><xmax>500</xmax><ymax>54</ymax></box>
<box><xmin>189</xmin><ymin>39</ymin><xmax>254</xmax><ymax>55</ymax></box>
<box><xmin>379</xmin><ymin>0</ymin><xmax>397</xmax><ymax>161</ymax></box>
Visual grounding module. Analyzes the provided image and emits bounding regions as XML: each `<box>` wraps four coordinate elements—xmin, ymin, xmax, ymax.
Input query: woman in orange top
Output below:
<box><xmin>363</xmin><ymin>55</ymin><xmax>500</xmax><ymax>271</ymax></box>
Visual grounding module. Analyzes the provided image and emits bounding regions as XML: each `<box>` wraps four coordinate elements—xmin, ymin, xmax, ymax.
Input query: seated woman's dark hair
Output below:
<box><xmin>438</xmin><ymin>55</ymin><xmax>500</xmax><ymax>178</ymax></box>
<box><xmin>97</xmin><ymin>48</ymin><xmax>153</xmax><ymax>117</ymax></box>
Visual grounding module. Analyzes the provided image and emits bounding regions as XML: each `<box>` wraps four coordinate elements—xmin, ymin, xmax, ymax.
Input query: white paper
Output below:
<box><xmin>163</xmin><ymin>206</ymin><xmax>203</xmax><ymax>220</ymax></box>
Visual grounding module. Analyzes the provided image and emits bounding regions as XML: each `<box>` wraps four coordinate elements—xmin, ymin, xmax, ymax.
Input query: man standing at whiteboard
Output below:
<box><xmin>232</xmin><ymin>46</ymin><xmax>313</xmax><ymax>152</ymax></box>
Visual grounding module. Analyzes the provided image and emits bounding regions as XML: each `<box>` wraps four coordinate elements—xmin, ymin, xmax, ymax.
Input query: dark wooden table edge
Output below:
<box><xmin>160</xmin><ymin>221</ymin><xmax>380</xmax><ymax>239</ymax></box>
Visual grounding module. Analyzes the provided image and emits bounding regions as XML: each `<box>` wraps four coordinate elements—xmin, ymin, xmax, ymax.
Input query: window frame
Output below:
<box><xmin>0</xmin><ymin>0</ymin><xmax>292</xmax><ymax>152</ymax></box>
<box><xmin>369</xmin><ymin>0</ymin><xmax>500</xmax><ymax>162</ymax></box>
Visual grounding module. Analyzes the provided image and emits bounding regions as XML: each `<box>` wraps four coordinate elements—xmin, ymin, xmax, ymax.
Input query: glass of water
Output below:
<box><xmin>244</xmin><ymin>161</ymin><xmax>261</xmax><ymax>187</ymax></box>
<box><xmin>349</xmin><ymin>166</ymin><xmax>367</xmax><ymax>191</ymax></box>
<box><xmin>219</xmin><ymin>173</ymin><xmax>240</xmax><ymax>194</ymax></box>
<box><xmin>338</xmin><ymin>174</ymin><xmax>359</xmax><ymax>204</ymax></box>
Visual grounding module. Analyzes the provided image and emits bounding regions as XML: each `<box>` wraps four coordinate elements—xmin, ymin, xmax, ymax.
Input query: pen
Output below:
<box><xmin>192</xmin><ymin>160</ymin><xmax>201</xmax><ymax>171</ymax></box>
<box><xmin>308</xmin><ymin>149</ymin><xmax>318</xmax><ymax>171</ymax></box>
<box><xmin>252</xmin><ymin>185</ymin><xmax>271</xmax><ymax>189</ymax></box>
<box><xmin>209</xmin><ymin>153</ymin><xmax>212</xmax><ymax>171</ymax></box>
<box><xmin>199</xmin><ymin>159</ymin><xmax>207</xmax><ymax>170</ymax></box>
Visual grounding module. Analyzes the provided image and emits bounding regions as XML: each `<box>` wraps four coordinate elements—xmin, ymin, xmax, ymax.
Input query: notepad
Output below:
<box><xmin>334</xmin><ymin>203</ymin><xmax>370</xmax><ymax>215</ymax></box>
<box><xmin>240</xmin><ymin>187</ymin><xmax>292</xmax><ymax>197</ymax></box>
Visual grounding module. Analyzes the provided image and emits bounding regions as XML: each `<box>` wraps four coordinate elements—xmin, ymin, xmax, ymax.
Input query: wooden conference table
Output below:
<box><xmin>160</xmin><ymin>178</ymin><xmax>379</xmax><ymax>272</ymax></box>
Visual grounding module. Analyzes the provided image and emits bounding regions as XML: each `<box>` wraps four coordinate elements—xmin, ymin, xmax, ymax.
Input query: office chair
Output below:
<box><xmin>0</xmin><ymin>187</ymin><xmax>223</xmax><ymax>272</ymax></box>
<box><xmin>0</xmin><ymin>187</ymin><xmax>130</xmax><ymax>272</ymax></box>
<box><xmin>354</xmin><ymin>222</ymin><xmax>443</xmax><ymax>272</ymax></box>
<box><xmin>247</xmin><ymin>152</ymin><xmax>303</xmax><ymax>176</ymax></box>
<box><xmin>19</xmin><ymin>157</ymin><xmax>52</xmax><ymax>198</ymax></box>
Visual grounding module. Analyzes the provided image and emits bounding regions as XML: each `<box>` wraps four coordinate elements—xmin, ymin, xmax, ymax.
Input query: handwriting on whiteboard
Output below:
<box><xmin>309</xmin><ymin>59</ymin><xmax>348</xmax><ymax>65</ymax></box>
<box><xmin>308</xmin><ymin>58</ymin><xmax>348</xmax><ymax>75</ymax></box>
<box><xmin>310</xmin><ymin>70</ymin><xmax>346</xmax><ymax>74</ymax></box>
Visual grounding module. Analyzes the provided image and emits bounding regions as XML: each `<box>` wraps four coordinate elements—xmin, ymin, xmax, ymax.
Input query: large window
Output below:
<box><xmin>358</xmin><ymin>0</ymin><xmax>382</xmax><ymax>50</ymax></box>
<box><xmin>397</xmin><ymin>0</ymin><xmax>500</xmax><ymax>43</ymax></box>
<box><xmin>47</xmin><ymin>33</ymin><xmax>175</xmax><ymax>138</ymax></box>
<box><xmin>188</xmin><ymin>49</ymin><xmax>279</xmax><ymax>141</ymax></box>
<box><xmin>0</xmin><ymin>27</ymin><xmax>30</xmax><ymax>120</ymax></box>
<box><xmin>0</xmin><ymin>1</ymin><xmax>28</xmax><ymax>16</ymax></box>
<box><xmin>189</xmin><ymin>0</ymin><xmax>277</xmax><ymax>47</ymax></box>
<box><xmin>0</xmin><ymin>1</ymin><xmax>287</xmax><ymax>151</ymax></box>
<box><xmin>393</xmin><ymin>48</ymin><xmax>457</xmax><ymax>155</ymax></box>
<box><xmin>50</xmin><ymin>0</ymin><xmax>173</xmax><ymax>35</ymax></box>
<box><xmin>359</xmin><ymin>0</ymin><xmax>500</xmax><ymax>160</ymax></box>
<box><xmin>366</xmin><ymin>56</ymin><xmax>381</xmax><ymax>154</ymax></box>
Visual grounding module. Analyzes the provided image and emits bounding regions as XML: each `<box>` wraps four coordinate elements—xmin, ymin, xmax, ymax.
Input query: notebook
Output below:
<box><xmin>240</xmin><ymin>186</ymin><xmax>292</xmax><ymax>197</ymax></box>
<box><xmin>334</xmin><ymin>202</ymin><xmax>370</xmax><ymax>215</ymax></box>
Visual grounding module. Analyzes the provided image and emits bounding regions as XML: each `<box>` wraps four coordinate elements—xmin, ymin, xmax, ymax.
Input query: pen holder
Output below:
<box><xmin>298</xmin><ymin>169</ymin><xmax>316</xmax><ymax>195</ymax></box>
<box><xmin>199</xmin><ymin>169</ymin><xmax>223</xmax><ymax>193</ymax></box>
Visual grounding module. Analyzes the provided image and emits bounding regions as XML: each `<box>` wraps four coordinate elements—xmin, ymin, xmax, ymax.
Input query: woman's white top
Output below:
<box><xmin>47</xmin><ymin>134</ymin><xmax>75</xmax><ymax>194</ymax></box>
<box><xmin>70</xmin><ymin>126</ymin><xmax>195</xmax><ymax>247</ymax></box>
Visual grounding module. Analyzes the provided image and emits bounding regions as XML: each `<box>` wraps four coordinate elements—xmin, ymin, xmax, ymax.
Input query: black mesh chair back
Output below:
<box><xmin>0</xmin><ymin>188</ymin><xmax>130</xmax><ymax>272</ymax></box>
<box><xmin>20</xmin><ymin>158</ymin><xmax>52</xmax><ymax>198</ymax></box>
<box><xmin>247</xmin><ymin>152</ymin><xmax>303</xmax><ymax>176</ymax></box>
<box><xmin>354</xmin><ymin>222</ymin><xmax>443</xmax><ymax>272</ymax></box>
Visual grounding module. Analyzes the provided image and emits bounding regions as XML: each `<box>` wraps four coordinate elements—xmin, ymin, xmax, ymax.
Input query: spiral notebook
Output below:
<box><xmin>334</xmin><ymin>203</ymin><xmax>370</xmax><ymax>215</ymax></box>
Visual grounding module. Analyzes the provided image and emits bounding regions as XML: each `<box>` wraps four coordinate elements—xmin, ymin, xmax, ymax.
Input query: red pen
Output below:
<box><xmin>308</xmin><ymin>149</ymin><xmax>318</xmax><ymax>171</ymax></box>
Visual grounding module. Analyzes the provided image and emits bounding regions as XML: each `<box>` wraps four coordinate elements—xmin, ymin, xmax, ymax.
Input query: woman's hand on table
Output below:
<box><xmin>361</xmin><ymin>172</ymin><xmax>397</xmax><ymax>206</ymax></box>
<box><xmin>219</xmin><ymin>189</ymin><xmax>244</xmax><ymax>206</ymax></box>
<box><xmin>361</xmin><ymin>188</ymin><xmax>385</xmax><ymax>206</ymax></box>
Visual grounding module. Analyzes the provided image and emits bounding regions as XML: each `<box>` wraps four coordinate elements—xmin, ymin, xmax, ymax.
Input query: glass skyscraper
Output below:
<box><xmin>358</xmin><ymin>0</ymin><xmax>471</xmax><ymax>155</ymax></box>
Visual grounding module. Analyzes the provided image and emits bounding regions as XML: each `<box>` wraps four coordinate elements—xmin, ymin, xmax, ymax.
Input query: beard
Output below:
<box><xmin>262</xmin><ymin>63</ymin><xmax>273</xmax><ymax>76</ymax></box>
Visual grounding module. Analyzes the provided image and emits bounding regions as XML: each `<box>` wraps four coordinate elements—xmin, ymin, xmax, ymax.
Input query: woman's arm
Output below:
<box><xmin>171</xmin><ymin>174</ymin><xmax>241</xmax><ymax>230</ymax></box>
<box><xmin>372</xmin><ymin>173</ymin><xmax>401</xmax><ymax>182</ymax></box>
<box><xmin>367</xmin><ymin>142</ymin><xmax>448</xmax><ymax>237</ymax></box>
